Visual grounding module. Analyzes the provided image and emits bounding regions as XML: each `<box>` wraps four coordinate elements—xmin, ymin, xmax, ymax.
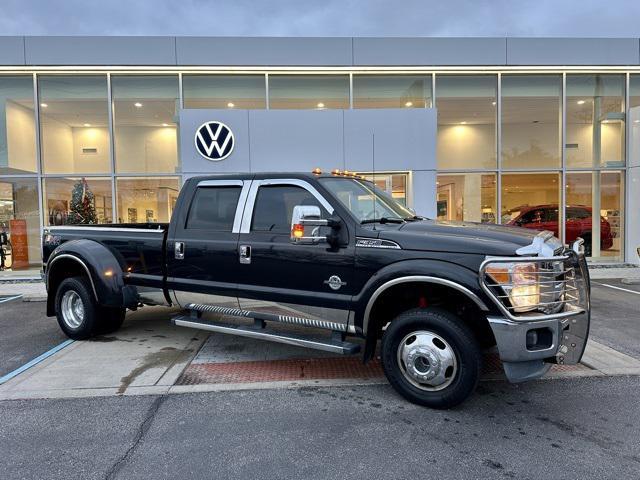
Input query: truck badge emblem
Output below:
<box><xmin>195</xmin><ymin>121</ymin><xmax>234</xmax><ymax>161</ymax></box>
<box><xmin>324</xmin><ymin>275</ymin><xmax>346</xmax><ymax>291</ymax></box>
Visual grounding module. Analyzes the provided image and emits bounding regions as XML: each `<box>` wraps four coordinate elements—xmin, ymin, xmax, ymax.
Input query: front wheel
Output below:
<box><xmin>381</xmin><ymin>307</ymin><xmax>481</xmax><ymax>409</ymax></box>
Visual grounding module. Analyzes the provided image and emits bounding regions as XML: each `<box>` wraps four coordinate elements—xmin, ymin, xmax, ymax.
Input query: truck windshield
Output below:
<box><xmin>319</xmin><ymin>177</ymin><xmax>415</xmax><ymax>223</ymax></box>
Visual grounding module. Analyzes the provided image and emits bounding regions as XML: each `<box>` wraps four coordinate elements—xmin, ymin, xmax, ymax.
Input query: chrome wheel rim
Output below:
<box><xmin>61</xmin><ymin>290</ymin><xmax>84</xmax><ymax>329</ymax></box>
<box><xmin>397</xmin><ymin>330</ymin><xmax>458</xmax><ymax>391</ymax></box>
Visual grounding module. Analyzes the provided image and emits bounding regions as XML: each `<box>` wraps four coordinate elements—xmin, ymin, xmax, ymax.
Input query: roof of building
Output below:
<box><xmin>1</xmin><ymin>36</ymin><xmax>640</xmax><ymax>67</ymax></box>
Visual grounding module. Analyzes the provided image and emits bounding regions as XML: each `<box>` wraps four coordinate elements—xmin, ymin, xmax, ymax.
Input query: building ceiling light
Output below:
<box><xmin>634</xmin><ymin>119</ymin><xmax>640</xmax><ymax>124</ymax></box>
<box><xmin>492</xmin><ymin>101</ymin><xmax>497</xmax><ymax>106</ymax></box>
<box><xmin>227</xmin><ymin>102</ymin><xmax>235</xmax><ymax>108</ymax></box>
<box><xmin>83</xmin><ymin>123</ymin><xmax>91</xmax><ymax>127</ymax></box>
<box><xmin>460</xmin><ymin>121</ymin><xmax>467</xmax><ymax>125</ymax></box>
<box><xmin>405</xmin><ymin>101</ymin><xmax>413</xmax><ymax>107</ymax></box>
<box><xmin>317</xmin><ymin>102</ymin><xmax>325</xmax><ymax>109</ymax></box>
<box><xmin>40</xmin><ymin>103</ymin><xmax>48</xmax><ymax>108</ymax></box>
<box><xmin>134</xmin><ymin>102</ymin><xmax>143</xmax><ymax>108</ymax></box>
<box><xmin>577</xmin><ymin>100</ymin><xmax>586</xmax><ymax>105</ymax></box>
<box><xmin>162</xmin><ymin>123</ymin><xmax>169</xmax><ymax>127</ymax></box>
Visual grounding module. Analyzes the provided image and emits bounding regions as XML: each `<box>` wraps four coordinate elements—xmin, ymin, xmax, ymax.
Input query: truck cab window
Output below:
<box><xmin>186</xmin><ymin>186</ymin><xmax>241</xmax><ymax>231</ymax></box>
<box><xmin>251</xmin><ymin>185</ymin><xmax>327</xmax><ymax>234</ymax></box>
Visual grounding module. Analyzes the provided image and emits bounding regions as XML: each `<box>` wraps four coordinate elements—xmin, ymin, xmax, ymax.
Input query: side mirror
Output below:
<box><xmin>291</xmin><ymin>205</ymin><xmax>337</xmax><ymax>245</ymax></box>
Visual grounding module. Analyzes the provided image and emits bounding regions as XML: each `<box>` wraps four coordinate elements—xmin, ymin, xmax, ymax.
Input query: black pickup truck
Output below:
<box><xmin>43</xmin><ymin>171</ymin><xmax>590</xmax><ymax>408</ymax></box>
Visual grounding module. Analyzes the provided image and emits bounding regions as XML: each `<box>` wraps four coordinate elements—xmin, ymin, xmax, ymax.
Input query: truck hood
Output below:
<box><xmin>377</xmin><ymin>220</ymin><xmax>542</xmax><ymax>256</ymax></box>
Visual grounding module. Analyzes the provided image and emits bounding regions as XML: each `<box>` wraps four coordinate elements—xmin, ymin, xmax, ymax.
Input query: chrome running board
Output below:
<box><xmin>185</xmin><ymin>302</ymin><xmax>350</xmax><ymax>332</ymax></box>
<box><xmin>171</xmin><ymin>314</ymin><xmax>360</xmax><ymax>355</ymax></box>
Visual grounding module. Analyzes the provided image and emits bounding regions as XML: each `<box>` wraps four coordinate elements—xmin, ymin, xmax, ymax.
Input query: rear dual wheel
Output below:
<box><xmin>55</xmin><ymin>276</ymin><xmax>125</xmax><ymax>340</ymax></box>
<box><xmin>381</xmin><ymin>307</ymin><xmax>481</xmax><ymax>409</ymax></box>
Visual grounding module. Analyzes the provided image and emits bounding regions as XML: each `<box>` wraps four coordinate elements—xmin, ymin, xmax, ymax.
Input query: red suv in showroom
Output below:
<box><xmin>507</xmin><ymin>204</ymin><xmax>613</xmax><ymax>256</ymax></box>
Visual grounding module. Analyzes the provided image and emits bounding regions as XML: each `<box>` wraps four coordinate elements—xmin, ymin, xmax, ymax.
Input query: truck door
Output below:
<box><xmin>166</xmin><ymin>179</ymin><xmax>250</xmax><ymax>309</ymax></box>
<box><xmin>236</xmin><ymin>179</ymin><xmax>355</xmax><ymax>330</ymax></box>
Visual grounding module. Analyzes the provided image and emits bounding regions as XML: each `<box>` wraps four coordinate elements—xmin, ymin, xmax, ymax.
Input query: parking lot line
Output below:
<box><xmin>0</xmin><ymin>294</ymin><xmax>23</xmax><ymax>304</ymax></box>
<box><xmin>593</xmin><ymin>282</ymin><xmax>640</xmax><ymax>296</ymax></box>
<box><xmin>0</xmin><ymin>339</ymin><xmax>74</xmax><ymax>385</ymax></box>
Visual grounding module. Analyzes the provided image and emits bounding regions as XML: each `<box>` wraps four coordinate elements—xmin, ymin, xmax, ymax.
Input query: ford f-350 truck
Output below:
<box><xmin>43</xmin><ymin>171</ymin><xmax>590</xmax><ymax>408</ymax></box>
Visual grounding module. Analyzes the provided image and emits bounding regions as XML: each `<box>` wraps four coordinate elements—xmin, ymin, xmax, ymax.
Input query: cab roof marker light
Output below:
<box><xmin>312</xmin><ymin>167</ymin><xmax>322</xmax><ymax>175</ymax></box>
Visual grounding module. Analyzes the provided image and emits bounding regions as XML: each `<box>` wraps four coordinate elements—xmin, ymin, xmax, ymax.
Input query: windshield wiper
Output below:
<box><xmin>404</xmin><ymin>215</ymin><xmax>423</xmax><ymax>221</ymax></box>
<box><xmin>361</xmin><ymin>217</ymin><xmax>405</xmax><ymax>225</ymax></box>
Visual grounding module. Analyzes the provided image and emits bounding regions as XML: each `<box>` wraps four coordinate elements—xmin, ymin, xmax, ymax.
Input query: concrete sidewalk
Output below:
<box><xmin>0</xmin><ymin>281</ymin><xmax>46</xmax><ymax>301</ymax></box>
<box><xmin>1</xmin><ymin>303</ymin><xmax>639</xmax><ymax>400</ymax></box>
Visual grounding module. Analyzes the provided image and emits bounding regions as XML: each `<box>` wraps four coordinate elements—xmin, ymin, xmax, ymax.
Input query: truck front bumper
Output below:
<box><xmin>487</xmin><ymin>307</ymin><xmax>590</xmax><ymax>383</ymax></box>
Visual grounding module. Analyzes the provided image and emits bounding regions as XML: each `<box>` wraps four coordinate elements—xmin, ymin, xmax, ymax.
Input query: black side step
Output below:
<box><xmin>171</xmin><ymin>314</ymin><xmax>361</xmax><ymax>355</ymax></box>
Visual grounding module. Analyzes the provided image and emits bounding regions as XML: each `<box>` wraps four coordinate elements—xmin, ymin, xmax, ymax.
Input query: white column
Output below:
<box><xmin>627</xmin><ymin>106</ymin><xmax>640</xmax><ymax>264</ymax></box>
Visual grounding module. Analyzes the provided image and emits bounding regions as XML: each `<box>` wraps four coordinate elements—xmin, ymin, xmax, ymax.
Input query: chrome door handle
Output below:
<box><xmin>239</xmin><ymin>245</ymin><xmax>251</xmax><ymax>264</ymax></box>
<box><xmin>175</xmin><ymin>241</ymin><xmax>185</xmax><ymax>260</ymax></box>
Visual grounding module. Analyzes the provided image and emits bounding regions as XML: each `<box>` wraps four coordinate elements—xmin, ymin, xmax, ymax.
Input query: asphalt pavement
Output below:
<box><xmin>589</xmin><ymin>279</ymin><xmax>640</xmax><ymax>359</ymax></box>
<box><xmin>1</xmin><ymin>376</ymin><xmax>640</xmax><ymax>480</ymax></box>
<box><xmin>0</xmin><ymin>279</ymin><xmax>639</xmax><ymax>479</ymax></box>
<box><xmin>0</xmin><ymin>296</ymin><xmax>67</xmax><ymax>378</ymax></box>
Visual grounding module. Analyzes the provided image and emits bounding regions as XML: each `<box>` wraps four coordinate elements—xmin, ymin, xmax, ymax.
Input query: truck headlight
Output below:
<box><xmin>486</xmin><ymin>262</ymin><xmax>540</xmax><ymax>313</ymax></box>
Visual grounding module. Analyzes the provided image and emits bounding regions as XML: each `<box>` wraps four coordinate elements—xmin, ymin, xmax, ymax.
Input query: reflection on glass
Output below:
<box><xmin>0</xmin><ymin>76</ymin><xmax>37</xmax><ymax>174</ymax></box>
<box><xmin>0</xmin><ymin>178</ymin><xmax>40</xmax><ymax>271</ymax></box>
<box><xmin>268</xmin><ymin>75</ymin><xmax>349</xmax><ymax>109</ymax></box>
<box><xmin>436</xmin><ymin>174</ymin><xmax>496</xmax><ymax>223</ymax></box>
<box><xmin>501</xmin><ymin>173</ymin><xmax>560</xmax><ymax>239</ymax></box>
<box><xmin>358</xmin><ymin>173</ymin><xmax>409</xmax><ymax>206</ymax></box>
<box><xmin>112</xmin><ymin>76</ymin><xmax>179</xmax><ymax>173</ymax></box>
<box><xmin>183</xmin><ymin>75</ymin><xmax>266</xmax><ymax>109</ymax></box>
<box><xmin>502</xmin><ymin>75</ymin><xmax>561</xmax><ymax>169</ymax></box>
<box><xmin>116</xmin><ymin>177</ymin><xmax>180</xmax><ymax>224</ymax></box>
<box><xmin>436</xmin><ymin>75</ymin><xmax>497</xmax><ymax>170</ymax></box>
<box><xmin>43</xmin><ymin>177</ymin><xmax>112</xmax><ymax>225</ymax></box>
<box><xmin>566</xmin><ymin>75</ymin><xmax>625</xmax><ymax>169</ymax></box>
<box><xmin>353</xmin><ymin>75</ymin><xmax>432</xmax><ymax>109</ymax></box>
<box><xmin>566</xmin><ymin>171</ymin><xmax>623</xmax><ymax>261</ymax></box>
<box><xmin>39</xmin><ymin>76</ymin><xmax>110</xmax><ymax>174</ymax></box>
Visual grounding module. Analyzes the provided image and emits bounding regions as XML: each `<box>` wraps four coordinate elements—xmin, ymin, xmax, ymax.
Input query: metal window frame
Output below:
<box><xmin>239</xmin><ymin>178</ymin><xmax>335</xmax><ymax>234</ymax></box>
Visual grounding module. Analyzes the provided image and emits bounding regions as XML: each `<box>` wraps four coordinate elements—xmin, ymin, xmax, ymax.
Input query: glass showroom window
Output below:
<box><xmin>358</xmin><ymin>172</ymin><xmax>409</xmax><ymax>206</ymax></box>
<box><xmin>0</xmin><ymin>76</ymin><xmax>37</xmax><ymax>175</ymax></box>
<box><xmin>268</xmin><ymin>75</ymin><xmax>349</xmax><ymax>109</ymax></box>
<box><xmin>566</xmin><ymin>75</ymin><xmax>625</xmax><ymax>169</ymax></box>
<box><xmin>436</xmin><ymin>75</ymin><xmax>497</xmax><ymax>170</ymax></box>
<box><xmin>436</xmin><ymin>173</ymin><xmax>496</xmax><ymax>223</ymax></box>
<box><xmin>112</xmin><ymin>75</ymin><xmax>179</xmax><ymax>174</ymax></box>
<box><xmin>0</xmin><ymin>178</ymin><xmax>40</xmax><ymax>273</ymax></box>
<box><xmin>43</xmin><ymin>177</ymin><xmax>113</xmax><ymax>225</ymax></box>
<box><xmin>501</xmin><ymin>75</ymin><xmax>561</xmax><ymax>169</ymax></box>
<box><xmin>501</xmin><ymin>173</ymin><xmax>560</xmax><ymax>236</ymax></box>
<box><xmin>183</xmin><ymin>75</ymin><xmax>266</xmax><ymax>109</ymax></box>
<box><xmin>353</xmin><ymin>75</ymin><xmax>432</xmax><ymax>109</ymax></box>
<box><xmin>630</xmin><ymin>75</ymin><xmax>640</xmax><ymax>147</ymax></box>
<box><xmin>116</xmin><ymin>177</ymin><xmax>180</xmax><ymax>224</ymax></box>
<box><xmin>39</xmin><ymin>75</ymin><xmax>111</xmax><ymax>174</ymax></box>
<box><xmin>566</xmin><ymin>171</ymin><xmax>624</xmax><ymax>262</ymax></box>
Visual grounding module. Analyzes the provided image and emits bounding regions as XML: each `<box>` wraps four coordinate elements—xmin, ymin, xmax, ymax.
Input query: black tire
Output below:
<box><xmin>96</xmin><ymin>307</ymin><xmax>126</xmax><ymax>335</ymax></box>
<box><xmin>581</xmin><ymin>235</ymin><xmax>592</xmax><ymax>257</ymax></box>
<box><xmin>55</xmin><ymin>276</ymin><xmax>101</xmax><ymax>340</ymax></box>
<box><xmin>381</xmin><ymin>307</ymin><xmax>481</xmax><ymax>409</ymax></box>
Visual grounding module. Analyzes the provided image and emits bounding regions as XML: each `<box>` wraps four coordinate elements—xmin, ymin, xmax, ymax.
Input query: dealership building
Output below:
<box><xmin>0</xmin><ymin>36</ymin><xmax>639</xmax><ymax>277</ymax></box>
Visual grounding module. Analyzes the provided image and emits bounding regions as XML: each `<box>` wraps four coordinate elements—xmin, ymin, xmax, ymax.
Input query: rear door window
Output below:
<box><xmin>186</xmin><ymin>186</ymin><xmax>242</xmax><ymax>231</ymax></box>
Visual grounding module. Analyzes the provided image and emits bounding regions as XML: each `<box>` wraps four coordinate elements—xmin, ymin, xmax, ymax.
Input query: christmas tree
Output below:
<box><xmin>67</xmin><ymin>178</ymin><xmax>97</xmax><ymax>225</ymax></box>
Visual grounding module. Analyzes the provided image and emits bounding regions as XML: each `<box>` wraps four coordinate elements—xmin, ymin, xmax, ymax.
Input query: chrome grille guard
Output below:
<box><xmin>479</xmin><ymin>235</ymin><xmax>589</xmax><ymax>322</ymax></box>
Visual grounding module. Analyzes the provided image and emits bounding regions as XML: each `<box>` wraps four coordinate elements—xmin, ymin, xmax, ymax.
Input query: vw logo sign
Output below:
<box><xmin>195</xmin><ymin>121</ymin><xmax>235</xmax><ymax>161</ymax></box>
